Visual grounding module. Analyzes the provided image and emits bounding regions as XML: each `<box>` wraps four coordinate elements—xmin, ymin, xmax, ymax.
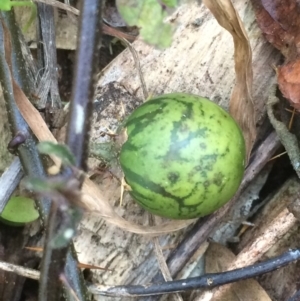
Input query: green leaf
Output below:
<box><xmin>37</xmin><ymin>141</ymin><xmax>76</xmax><ymax>166</ymax></box>
<box><xmin>0</xmin><ymin>0</ymin><xmax>13</xmax><ymax>10</ymax></box>
<box><xmin>161</xmin><ymin>0</ymin><xmax>178</xmax><ymax>7</ymax></box>
<box><xmin>116</xmin><ymin>0</ymin><xmax>174</xmax><ymax>48</ymax></box>
<box><xmin>0</xmin><ymin>1</ymin><xmax>37</xmax><ymax>32</ymax></box>
<box><xmin>0</xmin><ymin>0</ymin><xmax>33</xmax><ymax>11</ymax></box>
<box><xmin>0</xmin><ymin>196</ymin><xmax>39</xmax><ymax>226</ymax></box>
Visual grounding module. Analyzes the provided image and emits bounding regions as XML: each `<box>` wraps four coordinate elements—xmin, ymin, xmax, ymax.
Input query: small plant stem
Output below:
<box><xmin>267</xmin><ymin>88</ymin><xmax>300</xmax><ymax>178</ymax></box>
<box><xmin>39</xmin><ymin>0</ymin><xmax>103</xmax><ymax>300</ymax></box>
<box><xmin>66</xmin><ymin>0</ymin><xmax>103</xmax><ymax>170</ymax></box>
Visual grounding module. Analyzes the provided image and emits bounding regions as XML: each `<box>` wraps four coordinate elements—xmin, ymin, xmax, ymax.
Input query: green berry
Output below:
<box><xmin>120</xmin><ymin>93</ymin><xmax>245</xmax><ymax>219</ymax></box>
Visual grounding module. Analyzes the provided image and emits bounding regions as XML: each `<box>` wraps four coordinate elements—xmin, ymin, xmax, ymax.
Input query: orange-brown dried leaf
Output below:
<box><xmin>203</xmin><ymin>0</ymin><xmax>256</xmax><ymax>161</ymax></box>
<box><xmin>277</xmin><ymin>58</ymin><xmax>300</xmax><ymax>111</ymax></box>
<box><xmin>252</xmin><ymin>0</ymin><xmax>300</xmax><ymax>59</ymax></box>
<box><xmin>77</xmin><ymin>262</ymin><xmax>112</xmax><ymax>271</ymax></box>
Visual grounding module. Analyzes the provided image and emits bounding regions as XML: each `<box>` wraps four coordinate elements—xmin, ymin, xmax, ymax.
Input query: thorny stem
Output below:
<box><xmin>0</xmin><ymin>8</ymin><xmax>89</xmax><ymax>301</ymax></box>
<box><xmin>39</xmin><ymin>0</ymin><xmax>103</xmax><ymax>300</ymax></box>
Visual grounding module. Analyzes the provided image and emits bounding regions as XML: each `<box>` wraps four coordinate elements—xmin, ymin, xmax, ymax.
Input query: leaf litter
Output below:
<box><xmin>252</xmin><ymin>0</ymin><xmax>300</xmax><ymax>110</ymax></box>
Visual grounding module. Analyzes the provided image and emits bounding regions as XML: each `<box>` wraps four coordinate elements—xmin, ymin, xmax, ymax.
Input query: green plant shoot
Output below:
<box><xmin>117</xmin><ymin>0</ymin><xmax>175</xmax><ymax>48</ymax></box>
<box><xmin>0</xmin><ymin>0</ymin><xmax>37</xmax><ymax>32</ymax></box>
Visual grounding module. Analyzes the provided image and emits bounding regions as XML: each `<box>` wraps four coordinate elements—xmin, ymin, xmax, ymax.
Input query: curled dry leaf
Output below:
<box><xmin>82</xmin><ymin>179</ymin><xmax>196</xmax><ymax>236</ymax></box>
<box><xmin>195</xmin><ymin>242</ymin><xmax>272</xmax><ymax>301</ymax></box>
<box><xmin>203</xmin><ymin>0</ymin><xmax>256</xmax><ymax>160</ymax></box>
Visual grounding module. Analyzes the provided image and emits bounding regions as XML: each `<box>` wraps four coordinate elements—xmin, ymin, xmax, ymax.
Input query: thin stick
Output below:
<box><xmin>149</xmin><ymin>215</ymin><xmax>183</xmax><ymax>301</ymax></box>
<box><xmin>0</xmin><ymin>261</ymin><xmax>39</xmax><ymax>280</ymax></box>
<box><xmin>121</xmin><ymin>37</ymin><xmax>149</xmax><ymax>100</ymax></box>
<box><xmin>288</xmin><ymin>107</ymin><xmax>296</xmax><ymax>130</ymax></box>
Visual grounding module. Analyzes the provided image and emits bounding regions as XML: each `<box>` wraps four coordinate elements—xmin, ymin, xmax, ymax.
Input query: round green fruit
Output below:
<box><xmin>0</xmin><ymin>196</ymin><xmax>39</xmax><ymax>226</ymax></box>
<box><xmin>120</xmin><ymin>93</ymin><xmax>246</xmax><ymax>219</ymax></box>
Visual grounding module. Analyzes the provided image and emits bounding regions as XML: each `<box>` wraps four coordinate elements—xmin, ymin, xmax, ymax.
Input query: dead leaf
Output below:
<box><xmin>82</xmin><ymin>178</ymin><xmax>196</xmax><ymax>236</ymax></box>
<box><xmin>202</xmin><ymin>242</ymin><xmax>272</xmax><ymax>301</ymax></box>
<box><xmin>277</xmin><ymin>58</ymin><xmax>300</xmax><ymax>111</ymax></box>
<box><xmin>203</xmin><ymin>0</ymin><xmax>256</xmax><ymax>161</ymax></box>
<box><xmin>252</xmin><ymin>0</ymin><xmax>300</xmax><ymax>111</ymax></box>
<box><xmin>252</xmin><ymin>0</ymin><xmax>300</xmax><ymax>59</ymax></box>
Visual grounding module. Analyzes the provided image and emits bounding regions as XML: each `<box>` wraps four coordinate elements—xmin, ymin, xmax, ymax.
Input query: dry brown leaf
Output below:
<box><xmin>12</xmin><ymin>81</ymin><xmax>60</xmax><ymax>164</ymax></box>
<box><xmin>277</xmin><ymin>58</ymin><xmax>300</xmax><ymax>111</ymax></box>
<box><xmin>82</xmin><ymin>178</ymin><xmax>195</xmax><ymax>236</ymax></box>
<box><xmin>203</xmin><ymin>0</ymin><xmax>256</xmax><ymax>161</ymax></box>
<box><xmin>252</xmin><ymin>0</ymin><xmax>300</xmax><ymax>110</ymax></box>
<box><xmin>252</xmin><ymin>0</ymin><xmax>300</xmax><ymax>59</ymax></box>
<box><xmin>201</xmin><ymin>242</ymin><xmax>272</xmax><ymax>301</ymax></box>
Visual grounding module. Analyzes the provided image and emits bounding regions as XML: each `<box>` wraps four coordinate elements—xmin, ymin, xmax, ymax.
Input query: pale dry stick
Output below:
<box><xmin>0</xmin><ymin>261</ymin><xmax>40</xmax><ymax>280</ymax></box>
<box><xmin>153</xmin><ymin>238</ymin><xmax>183</xmax><ymax>301</ymax></box>
<box><xmin>192</xmin><ymin>207</ymin><xmax>298</xmax><ymax>301</ymax></box>
<box><xmin>121</xmin><ymin>37</ymin><xmax>149</xmax><ymax>100</ymax></box>
<box><xmin>119</xmin><ymin>176</ymin><xmax>125</xmax><ymax>206</ymax></box>
<box><xmin>149</xmin><ymin>215</ymin><xmax>183</xmax><ymax>301</ymax></box>
<box><xmin>0</xmin><ymin>157</ymin><xmax>23</xmax><ymax>212</ymax></box>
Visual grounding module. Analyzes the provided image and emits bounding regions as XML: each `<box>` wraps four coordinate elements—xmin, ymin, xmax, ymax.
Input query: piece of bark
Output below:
<box><xmin>236</xmin><ymin>177</ymin><xmax>300</xmax><ymax>301</ymax></box>
<box><xmin>0</xmin><ymin>89</ymin><xmax>13</xmax><ymax>173</ymax></box>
